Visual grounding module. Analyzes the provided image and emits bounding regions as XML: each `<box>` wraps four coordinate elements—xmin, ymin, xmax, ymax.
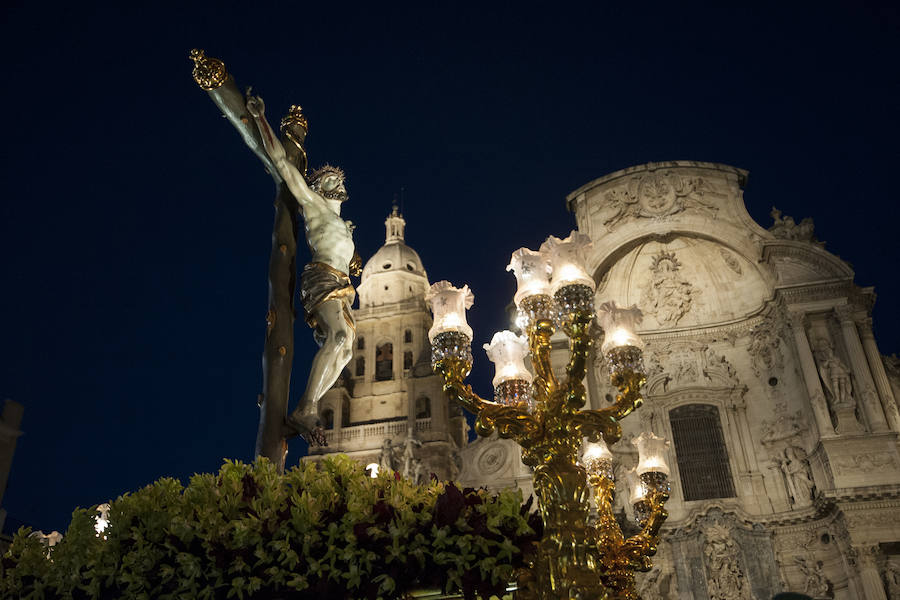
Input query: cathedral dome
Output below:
<box><xmin>358</xmin><ymin>207</ymin><xmax>429</xmax><ymax>308</ymax></box>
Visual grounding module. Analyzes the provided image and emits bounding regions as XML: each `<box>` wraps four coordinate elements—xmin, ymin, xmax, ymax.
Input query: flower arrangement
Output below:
<box><xmin>1</xmin><ymin>456</ymin><xmax>541</xmax><ymax>599</ymax></box>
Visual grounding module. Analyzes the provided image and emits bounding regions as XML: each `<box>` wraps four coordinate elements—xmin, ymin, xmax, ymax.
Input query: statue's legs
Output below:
<box><xmin>288</xmin><ymin>297</ymin><xmax>354</xmax><ymax>441</ymax></box>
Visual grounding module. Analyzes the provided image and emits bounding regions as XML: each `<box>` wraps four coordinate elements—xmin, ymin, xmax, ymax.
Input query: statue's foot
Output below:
<box><xmin>285</xmin><ymin>413</ymin><xmax>328</xmax><ymax>447</ymax></box>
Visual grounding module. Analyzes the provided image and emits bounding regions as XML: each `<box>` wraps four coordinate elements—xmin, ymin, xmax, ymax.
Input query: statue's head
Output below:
<box><xmin>309</xmin><ymin>164</ymin><xmax>348</xmax><ymax>202</ymax></box>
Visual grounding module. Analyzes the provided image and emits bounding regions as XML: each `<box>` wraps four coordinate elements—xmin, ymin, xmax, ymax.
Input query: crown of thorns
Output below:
<box><xmin>309</xmin><ymin>164</ymin><xmax>346</xmax><ymax>184</ymax></box>
<box><xmin>309</xmin><ymin>165</ymin><xmax>348</xmax><ymax>201</ymax></box>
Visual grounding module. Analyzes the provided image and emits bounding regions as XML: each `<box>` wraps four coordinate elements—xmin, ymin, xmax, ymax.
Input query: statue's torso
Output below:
<box><xmin>303</xmin><ymin>204</ymin><xmax>354</xmax><ymax>274</ymax></box>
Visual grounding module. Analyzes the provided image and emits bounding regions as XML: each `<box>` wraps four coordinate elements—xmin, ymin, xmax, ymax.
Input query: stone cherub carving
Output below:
<box><xmin>812</xmin><ymin>337</ymin><xmax>854</xmax><ymax>409</ymax></box>
<box><xmin>246</xmin><ymin>95</ymin><xmax>357</xmax><ymax>444</ymax></box>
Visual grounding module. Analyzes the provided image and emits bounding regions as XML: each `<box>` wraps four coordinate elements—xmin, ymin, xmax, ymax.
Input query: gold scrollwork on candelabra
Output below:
<box><xmin>433</xmin><ymin>308</ymin><xmax>669</xmax><ymax>600</ymax></box>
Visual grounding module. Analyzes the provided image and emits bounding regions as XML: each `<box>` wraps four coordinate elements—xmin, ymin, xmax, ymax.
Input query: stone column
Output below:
<box><xmin>836</xmin><ymin>307</ymin><xmax>889</xmax><ymax>432</ymax></box>
<box><xmin>788</xmin><ymin>311</ymin><xmax>835</xmax><ymax>437</ymax></box>
<box><xmin>858</xmin><ymin>317</ymin><xmax>900</xmax><ymax>433</ymax></box>
<box><xmin>856</xmin><ymin>545</ymin><xmax>888</xmax><ymax>600</ymax></box>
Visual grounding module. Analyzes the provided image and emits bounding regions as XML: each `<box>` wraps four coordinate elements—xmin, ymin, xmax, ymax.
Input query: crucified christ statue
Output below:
<box><xmin>190</xmin><ymin>50</ymin><xmax>358</xmax><ymax>463</ymax></box>
<box><xmin>246</xmin><ymin>95</ymin><xmax>357</xmax><ymax>444</ymax></box>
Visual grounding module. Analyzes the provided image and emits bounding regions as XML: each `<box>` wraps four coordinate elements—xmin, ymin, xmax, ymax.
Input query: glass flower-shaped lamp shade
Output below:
<box><xmin>484</xmin><ymin>330</ymin><xmax>533</xmax><ymax>407</ymax></box>
<box><xmin>484</xmin><ymin>331</ymin><xmax>532</xmax><ymax>387</ymax></box>
<box><xmin>625</xmin><ymin>467</ymin><xmax>646</xmax><ymax>505</ymax></box>
<box><xmin>540</xmin><ymin>231</ymin><xmax>595</xmax><ymax>295</ymax></box>
<box><xmin>582</xmin><ymin>439</ymin><xmax>614</xmax><ymax>480</ymax></box>
<box><xmin>633</xmin><ymin>431</ymin><xmax>670</xmax><ymax>476</ymax></box>
<box><xmin>507</xmin><ymin>247</ymin><xmax>552</xmax><ymax>307</ymax></box>
<box><xmin>425</xmin><ymin>281</ymin><xmax>475</xmax><ymax>343</ymax></box>
<box><xmin>597</xmin><ymin>301</ymin><xmax>644</xmax><ymax>354</ymax></box>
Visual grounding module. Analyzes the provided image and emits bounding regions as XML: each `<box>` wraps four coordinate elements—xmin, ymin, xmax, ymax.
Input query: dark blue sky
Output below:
<box><xmin>1</xmin><ymin>2</ymin><xmax>898</xmax><ymax>532</ymax></box>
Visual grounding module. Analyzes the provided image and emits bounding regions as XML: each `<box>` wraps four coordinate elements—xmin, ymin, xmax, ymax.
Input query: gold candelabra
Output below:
<box><xmin>426</xmin><ymin>233</ymin><xmax>671</xmax><ymax>600</ymax></box>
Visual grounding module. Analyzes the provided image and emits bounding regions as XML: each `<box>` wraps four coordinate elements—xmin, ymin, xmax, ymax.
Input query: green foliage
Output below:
<box><xmin>1</xmin><ymin>456</ymin><xmax>540</xmax><ymax>600</ymax></box>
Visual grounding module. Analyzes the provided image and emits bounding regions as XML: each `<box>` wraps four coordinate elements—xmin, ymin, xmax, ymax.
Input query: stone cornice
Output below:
<box><xmin>566</xmin><ymin>161</ymin><xmax>748</xmax><ymax>210</ymax></box>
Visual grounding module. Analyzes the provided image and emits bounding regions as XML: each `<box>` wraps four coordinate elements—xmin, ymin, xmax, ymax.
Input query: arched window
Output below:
<box><xmin>669</xmin><ymin>404</ymin><xmax>736</xmax><ymax>501</ymax></box>
<box><xmin>376</xmin><ymin>342</ymin><xmax>393</xmax><ymax>381</ymax></box>
<box><xmin>416</xmin><ymin>397</ymin><xmax>431</xmax><ymax>419</ymax></box>
<box><xmin>357</xmin><ymin>337</ymin><xmax>365</xmax><ymax>350</ymax></box>
<box><xmin>321</xmin><ymin>409</ymin><xmax>334</xmax><ymax>430</ymax></box>
<box><xmin>355</xmin><ymin>357</ymin><xmax>365</xmax><ymax>377</ymax></box>
<box><xmin>404</xmin><ymin>351</ymin><xmax>413</xmax><ymax>370</ymax></box>
<box><xmin>404</xmin><ymin>329</ymin><xmax>413</xmax><ymax>343</ymax></box>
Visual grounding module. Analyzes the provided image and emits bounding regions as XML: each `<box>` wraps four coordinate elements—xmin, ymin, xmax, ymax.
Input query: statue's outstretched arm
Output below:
<box><xmin>246</xmin><ymin>96</ymin><xmax>318</xmax><ymax>211</ymax></box>
<box><xmin>189</xmin><ymin>50</ymin><xmax>278</xmax><ymax>179</ymax></box>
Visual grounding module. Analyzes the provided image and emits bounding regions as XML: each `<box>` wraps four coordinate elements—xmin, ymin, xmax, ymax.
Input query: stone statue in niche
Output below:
<box><xmin>401</xmin><ymin>429</ymin><xmax>423</xmax><ymax>478</ymax></box>
<box><xmin>769</xmin><ymin>207</ymin><xmax>817</xmax><ymax>243</ymax></box>
<box><xmin>794</xmin><ymin>556</ymin><xmax>832</xmax><ymax>599</ymax></box>
<box><xmin>703</xmin><ymin>522</ymin><xmax>753</xmax><ymax>600</ymax></box>
<box><xmin>379</xmin><ymin>438</ymin><xmax>395</xmax><ymax>472</ymax></box>
<box><xmin>812</xmin><ymin>338</ymin><xmax>854</xmax><ymax>409</ymax></box>
<box><xmin>771</xmin><ymin>445</ymin><xmax>815</xmax><ymax>507</ymax></box>
<box><xmin>641</xmin><ymin>250</ymin><xmax>699</xmax><ymax>327</ymax></box>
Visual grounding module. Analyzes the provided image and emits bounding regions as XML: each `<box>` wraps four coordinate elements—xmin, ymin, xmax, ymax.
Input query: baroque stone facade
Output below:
<box><xmin>308</xmin><ymin>163</ymin><xmax>900</xmax><ymax>599</ymax></box>
<box><xmin>565</xmin><ymin>161</ymin><xmax>900</xmax><ymax>599</ymax></box>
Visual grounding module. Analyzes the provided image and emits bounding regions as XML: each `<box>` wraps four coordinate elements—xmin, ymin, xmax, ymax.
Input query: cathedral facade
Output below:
<box><xmin>308</xmin><ymin>162</ymin><xmax>900</xmax><ymax>599</ymax></box>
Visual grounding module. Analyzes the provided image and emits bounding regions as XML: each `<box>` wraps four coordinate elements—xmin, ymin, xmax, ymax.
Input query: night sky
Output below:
<box><xmin>2</xmin><ymin>2</ymin><xmax>898</xmax><ymax>533</ymax></box>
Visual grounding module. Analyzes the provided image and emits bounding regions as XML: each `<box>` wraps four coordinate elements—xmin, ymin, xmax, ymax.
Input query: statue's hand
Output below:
<box><xmin>246</xmin><ymin>94</ymin><xmax>265</xmax><ymax>118</ymax></box>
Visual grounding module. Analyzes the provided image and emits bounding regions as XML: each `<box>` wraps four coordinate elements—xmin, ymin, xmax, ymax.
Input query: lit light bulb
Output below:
<box><xmin>582</xmin><ymin>439</ymin><xmax>614</xmax><ymax>479</ymax></box>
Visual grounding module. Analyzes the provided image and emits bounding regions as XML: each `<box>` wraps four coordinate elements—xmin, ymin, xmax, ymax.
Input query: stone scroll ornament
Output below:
<box><xmin>190</xmin><ymin>50</ymin><xmax>362</xmax><ymax>470</ymax></box>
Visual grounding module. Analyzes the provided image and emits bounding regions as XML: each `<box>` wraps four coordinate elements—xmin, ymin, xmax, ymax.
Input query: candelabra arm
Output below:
<box><xmin>570</xmin><ymin>409</ymin><xmax>623</xmax><ymax>446</ymax></box>
<box><xmin>434</xmin><ymin>357</ymin><xmax>542</xmax><ymax>445</ymax></box>
<box><xmin>529</xmin><ymin>319</ymin><xmax>560</xmax><ymax>402</ymax></box>
<box><xmin>622</xmin><ymin>490</ymin><xmax>669</xmax><ymax>569</ymax></box>
<box><xmin>607</xmin><ymin>368</ymin><xmax>645</xmax><ymax>420</ymax></box>
<box><xmin>476</xmin><ymin>404</ymin><xmax>543</xmax><ymax>444</ymax></box>
<box><xmin>434</xmin><ymin>357</ymin><xmax>490</xmax><ymax>414</ymax></box>
<box><xmin>563</xmin><ymin>311</ymin><xmax>593</xmax><ymax>410</ymax></box>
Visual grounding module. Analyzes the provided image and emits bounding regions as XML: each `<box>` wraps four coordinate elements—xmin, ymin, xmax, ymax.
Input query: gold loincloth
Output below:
<box><xmin>300</xmin><ymin>262</ymin><xmax>356</xmax><ymax>345</ymax></box>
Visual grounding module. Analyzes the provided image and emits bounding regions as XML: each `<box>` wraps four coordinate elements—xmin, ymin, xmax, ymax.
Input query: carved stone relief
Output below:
<box><xmin>703</xmin><ymin>521</ymin><xmax>754</xmax><ymax>600</ymax></box>
<box><xmin>794</xmin><ymin>556</ymin><xmax>833</xmax><ymax>599</ymax></box>
<box><xmin>747</xmin><ymin>319</ymin><xmax>785</xmax><ymax>376</ymax></box>
<box><xmin>645</xmin><ymin>341</ymin><xmax>741</xmax><ymax>395</ymax></box>
<box><xmin>599</xmin><ymin>170</ymin><xmax>723</xmax><ymax>232</ymax></box>
<box><xmin>831</xmin><ymin>452</ymin><xmax>897</xmax><ymax>475</ymax></box>
<box><xmin>719</xmin><ymin>248</ymin><xmax>743</xmax><ymax>275</ymax></box>
<box><xmin>669</xmin><ymin>508</ymin><xmax>779</xmax><ymax>600</ymax></box>
<box><xmin>641</xmin><ymin>250</ymin><xmax>700</xmax><ymax>328</ymax></box>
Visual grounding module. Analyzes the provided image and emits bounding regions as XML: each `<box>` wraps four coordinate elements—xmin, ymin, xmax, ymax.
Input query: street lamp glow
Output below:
<box><xmin>540</xmin><ymin>231</ymin><xmax>595</xmax><ymax>294</ymax></box>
